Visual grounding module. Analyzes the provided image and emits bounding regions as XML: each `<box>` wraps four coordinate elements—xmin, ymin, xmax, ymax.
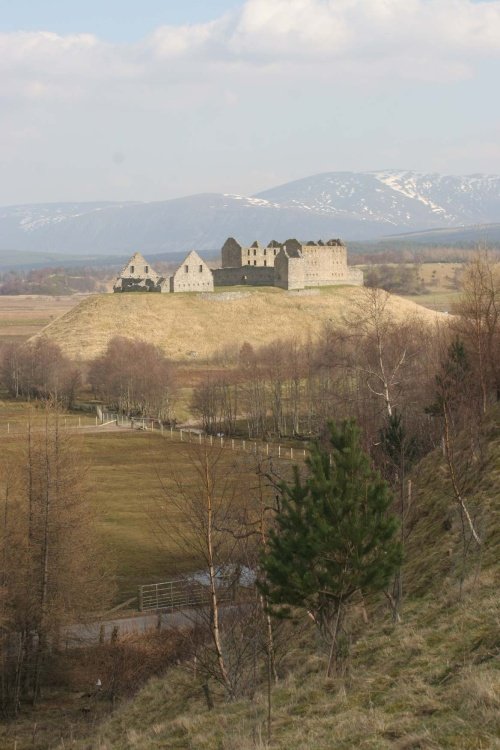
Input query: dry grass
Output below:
<box><xmin>35</xmin><ymin>287</ymin><xmax>442</xmax><ymax>362</ymax></box>
<box><xmin>60</xmin><ymin>406</ymin><xmax>500</xmax><ymax>750</ymax></box>
<box><xmin>69</xmin><ymin>578</ymin><xmax>499</xmax><ymax>750</ymax></box>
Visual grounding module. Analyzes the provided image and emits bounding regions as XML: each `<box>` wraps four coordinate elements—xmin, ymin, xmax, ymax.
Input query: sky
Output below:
<box><xmin>1</xmin><ymin>0</ymin><xmax>500</xmax><ymax>205</ymax></box>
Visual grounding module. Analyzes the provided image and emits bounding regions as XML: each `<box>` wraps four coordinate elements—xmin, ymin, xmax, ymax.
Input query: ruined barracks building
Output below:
<box><xmin>113</xmin><ymin>238</ymin><xmax>363</xmax><ymax>294</ymax></box>
<box><xmin>215</xmin><ymin>237</ymin><xmax>363</xmax><ymax>290</ymax></box>
<box><xmin>113</xmin><ymin>250</ymin><xmax>214</xmax><ymax>293</ymax></box>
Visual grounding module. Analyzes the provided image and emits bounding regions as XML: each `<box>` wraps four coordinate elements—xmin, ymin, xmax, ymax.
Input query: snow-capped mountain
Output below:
<box><xmin>255</xmin><ymin>171</ymin><xmax>500</xmax><ymax>227</ymax></box>
<box><xmin>1</xmin><ymin>171</ymin><xmax>500</xmax><ymax>257</ymax></box>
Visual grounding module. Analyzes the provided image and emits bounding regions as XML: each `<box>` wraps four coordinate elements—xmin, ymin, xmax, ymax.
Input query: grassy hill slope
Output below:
<box><xmin>73</xmin><ymin>409</ymin><xmax>500</xmax><ymax>750</ymax></box>
<box><xmin>35</xmin><ymin>287</ymin><xmax>441</xmax><ymax>362</ymax></box>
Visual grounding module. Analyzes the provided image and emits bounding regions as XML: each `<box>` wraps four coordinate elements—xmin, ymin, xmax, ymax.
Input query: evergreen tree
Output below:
<box><xmin>259</xmin><ymin>420</ymin><xmax>402</xmax><ymax>677</ymax></box>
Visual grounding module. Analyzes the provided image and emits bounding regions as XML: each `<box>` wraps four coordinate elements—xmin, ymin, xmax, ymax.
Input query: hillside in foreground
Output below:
<box><xmin>35</xmin><ymin>287</ymin><xmax>441</xmax><ymax>362</ymax></box>
<box><xmin>71</xmin><ymin>407</ymin><xmax>500</xmax><ymax>749</ymax></box>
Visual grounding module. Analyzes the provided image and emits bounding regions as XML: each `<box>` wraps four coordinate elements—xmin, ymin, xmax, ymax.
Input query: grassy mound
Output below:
<box><xmin>35</xmin><ymin>287</ymin><xmax>441</xmax><ymax>362</ymax></box>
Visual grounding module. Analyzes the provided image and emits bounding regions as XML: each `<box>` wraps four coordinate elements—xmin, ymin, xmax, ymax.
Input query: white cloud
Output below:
<box><xmin>1</xmin><ymin>0</ymin><xmax>500</xmax><ymax>202</ymax></box>
<box><xmin>0</xmin><ymin>0</ymin><xmax>499</xmax><ymax>102</ymax></box>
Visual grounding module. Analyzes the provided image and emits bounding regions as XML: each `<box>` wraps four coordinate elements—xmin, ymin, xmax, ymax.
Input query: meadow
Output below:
<box><xmin>0</xmin><ymin>412</ymin><xmax>289</xmax><ymax>604</ymax></box>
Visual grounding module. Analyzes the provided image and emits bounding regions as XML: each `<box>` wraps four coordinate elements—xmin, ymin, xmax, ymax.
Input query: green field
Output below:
<box><xmin>400</xmin><ymin>290</ymin><xmax>460</xmax><ymax>312</ymax></box>
<box><xmin>0</xmin><ymin>409</ymin><xmax>276</xmax><ymax>604</ymax></box>
<box><xmin>84</xmin><ymin>432</ymin><xmax>203</xmax><ymax>600</ymax></box>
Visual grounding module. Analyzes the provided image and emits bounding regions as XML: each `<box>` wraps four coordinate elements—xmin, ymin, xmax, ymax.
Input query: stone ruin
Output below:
<box><xmin>113</xmin><ymin>238</ymin><xmax>363</xmax><ymax>294</ymax></box>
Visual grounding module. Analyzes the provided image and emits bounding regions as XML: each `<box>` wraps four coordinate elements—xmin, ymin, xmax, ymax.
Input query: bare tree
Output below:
<box><xmin>452</xmin><ymin>250</ymin><xmax>500</xmax><ymax>410</ymax></box>
<box><xmin>0</xmin><ymin>338</ymin><xmax>81</xmax><ymax>408</ymax></box>
<box><xmin>0</xmin><ymin>409</ymin><xmax>113</xmax><ymax>712</ymax></box>
<box><xmin>88</xmin><ymin>336</ymin><xmax>176</xmax><ymax>420</ymax></box>
<box><xmin>154</xmin><ymin>442</ymin><xmax>261</xmax><ymax>700</ymax></box>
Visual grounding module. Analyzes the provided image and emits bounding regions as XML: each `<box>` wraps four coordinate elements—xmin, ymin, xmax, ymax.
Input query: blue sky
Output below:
<box><xmin>0</xmin><ymin>1</ymin><xmax>241</xmax><ymax>40</ymax></box>
<box><xmin>1</xmin><ymin>0</ymin><xmax>500</xmax><ymax>204</ymax></box>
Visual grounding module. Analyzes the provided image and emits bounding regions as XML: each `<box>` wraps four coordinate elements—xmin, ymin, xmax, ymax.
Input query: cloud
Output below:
<box><xmin>1</xmin><ymin>0</ymin><xmax>500</xmax><ymax>204</ymax></box>
<box><xmin>0</xmin><ymin>0</ymin><xmax>499</xmax><ymax>103</ymax></box>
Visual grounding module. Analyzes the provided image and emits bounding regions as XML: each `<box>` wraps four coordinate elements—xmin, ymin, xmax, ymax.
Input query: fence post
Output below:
<box><xmin>290</xmin><ymin>447</ymin><xmax>293</xmax><ymax>460</ymax></box>
<box><xmin>170</xmin><ymin>427</ymin><xmax>173</xmax><ymax>439</ymax></box>
<box><xmin>243</xmin><ymin>440</ymin><xmax>246</xmax><ymax>451</ymax></box>
<box><xmin>180</xmin><ymin>429</ymin><xmax>183</xmax><ymax>441</ymax></box>
<box><xmin>210</xmin><ymin>435</ymin><xmax>213</xmax><ymax>446</ymax></box>
<box><xmin>232</xmin><ymin>439</ymin><xmax>234</xmax><ymax>450</ymax></box>
<box><xmin>303</xmin><ymin>449</ymin><xmax>306</xmax><ymax>458</ymax></box>
<box><xmin>278</xmin><ymin>445</ymin><xmax>281</xmax><ymax>458</ymax></box>
<box><xmin>266</xmin><ymin>443</ymin><xmax>269</xmax><ymax>455</ymax></box>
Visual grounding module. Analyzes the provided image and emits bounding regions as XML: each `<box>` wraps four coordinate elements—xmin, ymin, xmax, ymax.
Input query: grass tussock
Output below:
<box><xmin>66</xmin><ymin>573</ymin><xmax>499</xmax><ymax>750</ymax></box>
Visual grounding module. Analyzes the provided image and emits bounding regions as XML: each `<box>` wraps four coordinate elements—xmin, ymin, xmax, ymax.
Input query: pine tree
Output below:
<box><xmin>259</xmin><ymin>420</ymin><xmax>402</xmax><ymax>677</ymax></box>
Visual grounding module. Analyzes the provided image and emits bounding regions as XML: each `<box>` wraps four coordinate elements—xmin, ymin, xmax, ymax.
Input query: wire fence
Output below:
<box><xmin>0</xmin><ymin>407</ymin><xmax>310</xmax><ymax>462</ymax></box>
<box><xmin>114</xmin><ymin>412</ymin><xmax>309</xmax><ymax>463</ymax></box>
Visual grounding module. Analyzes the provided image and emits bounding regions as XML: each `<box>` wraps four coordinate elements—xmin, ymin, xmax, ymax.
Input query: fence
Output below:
<box><xmin>2</xmin><ymin>413</ymin><xmax>101</xmax><ymax>435</ymax></box>
<box><xmin>138</xmin><ymin>578</ymin><xmax>233</xmax><ymax>612</ymax></box>
<box><xmin>110</xmin><ymin>412</ymin><xmax>309</xmax><ymax>463</ymax></box>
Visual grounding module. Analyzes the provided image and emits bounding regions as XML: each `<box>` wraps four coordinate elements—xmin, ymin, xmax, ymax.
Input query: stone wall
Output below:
<box><xmin>301</xmin><ymin>244</ymin><xmax>350</xmax><ymax>286</ymax></box>
<box><xmin>170</xmin><ymin>250</ymin><xmax>214</xmax><ymax>293</ymax></box>
<box><xmin>274</xmin><ymin>250</ymin><xmax>305</xmax><ymax>290</ymax></box>
<box><xmin>113</xmin><ymin>251</ymin><xmax>167</xmax><ymax>292</ymax></box>
<box><xmin>221</xmin><ymin>238</ymin><xmax>281</xmax><ymax>269</ymax></box>
<box><xmin>213</xmin><ymin>266</ymin><xmax>275</xmax><ymax>287</ymax></box>
<box><xmin>221</xmin><ymin>238</ymin><xmax>243</xmax><ymax>268</ymax></box>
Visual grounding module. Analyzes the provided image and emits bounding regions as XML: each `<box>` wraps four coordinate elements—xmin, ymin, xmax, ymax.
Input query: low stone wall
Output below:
<box><xmin>213</xmin><ymin>267</ymin><xmax>275</xmax><ymax>287</ymax></box>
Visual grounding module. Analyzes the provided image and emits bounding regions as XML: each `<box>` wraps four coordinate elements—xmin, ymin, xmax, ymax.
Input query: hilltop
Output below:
<box><xmin>35</xmin><ymin>287</ymin><xmax>441</xmax><ymax>362</ymax></box>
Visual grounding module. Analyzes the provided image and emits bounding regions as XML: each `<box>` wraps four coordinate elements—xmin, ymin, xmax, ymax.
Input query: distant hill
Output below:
<box><xmin>35</xmin><ymin>287</ymin><xmax>441</xmax><ymax>362</ymax></box>
<box><xmin>383</xmin><ymin>222</ymin><xmax>500</xmax><ymax>246</ymax></box>
<box><xmin>3</xmin><ymin>171</ymin><xmax>500</xmax><ymax>257</ymax></box>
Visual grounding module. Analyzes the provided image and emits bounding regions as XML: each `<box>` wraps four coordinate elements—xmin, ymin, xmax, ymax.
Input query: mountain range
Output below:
<box><xmin>1</xmin><ymin>171</ymin><xmax>500</xmax><ymax>258</ymax></box>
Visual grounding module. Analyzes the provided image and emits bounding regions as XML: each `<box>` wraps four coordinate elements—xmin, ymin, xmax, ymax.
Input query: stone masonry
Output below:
<box><xmin>113</xmin><ymin>250</ymin><xmax>213</xmax><ymax>293</ymax></box>
<box><xmin>169</xmin><ymin>250</ymin><xmax>214</xmax><ymax>293</ymax></box>
<box><xmin>113</xmin><ymin>237</ymin><xmax>362</xmax><ymax>295</ymax></box>
<box><xmin>113</xmin><ymin>252</ymin><xmax>168</xmax><ymax>292</ymax></box>
<box><xmin>219</xmin><ymin>237</ymin><xmax>363</xmax><ymax>290</ymax></box>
